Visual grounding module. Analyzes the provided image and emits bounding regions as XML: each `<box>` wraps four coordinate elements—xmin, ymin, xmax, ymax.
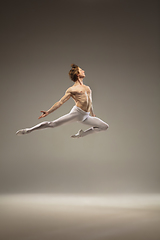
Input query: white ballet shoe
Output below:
<box><xmin>71</xmin><ymin>129</ymin><xmax>84</xmax><ymax>138</ymax></box>
<box><xmin>16</xmin><ymin>128</ymin><xmax>30</xmax><ymax>136</ymax></box>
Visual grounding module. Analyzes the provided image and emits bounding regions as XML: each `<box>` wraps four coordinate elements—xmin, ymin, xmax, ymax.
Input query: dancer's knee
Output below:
<box><xmin>100</xmin><ymin>123</ymin><xmax>109</xmax><ymax>131</ymax></box>
<box><xmin>103</xmin><ymin>123</ymin><xmax>109</xmax><ymax>130</ymax></box>
<box><xmin>47</xmin><ymin>121</ymin><xmax>60</xmax><ymax>128</ymax></box>
<box><xmin>47</xmin><ymin>121</ymin><xmax>56</xmax><ymax>127</ymax></box>
<box><xmin>93</xmin><ymin>123</ymin><xmax>109</xmax><ymax>132</ymax></box>
<box><xmin>42</xmin><ymin>120</ymin><xmax>65</xmax><ymax>128</ymax></box>
<box><xmin>42</xmin><ymin>121</ymin><xmax>53</xmax><ymax>127</ymax></box>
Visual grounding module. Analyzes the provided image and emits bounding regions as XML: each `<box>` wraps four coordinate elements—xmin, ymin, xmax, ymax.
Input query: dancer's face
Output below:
<box><xmin>78</xmin><ymin>67</ymin><xmax>85</xmax><ymax>78</ymax></box>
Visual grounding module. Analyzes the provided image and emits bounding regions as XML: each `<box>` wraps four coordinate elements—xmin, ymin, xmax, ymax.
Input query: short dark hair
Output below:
<box><xmin>68</xmin><ymin>64</ymin><xmax>79</xmax><ymax>82</ymax></box>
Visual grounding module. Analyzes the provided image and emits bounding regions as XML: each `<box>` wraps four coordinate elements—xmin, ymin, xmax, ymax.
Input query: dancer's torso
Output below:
<box><xmin>69</xmin><ymin>85</ymin><xmax>92</xmax><ymax>112</ymax></box>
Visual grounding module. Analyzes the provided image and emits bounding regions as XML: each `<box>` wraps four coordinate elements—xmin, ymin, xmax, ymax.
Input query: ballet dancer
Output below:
<box><xmin>16</xmin><ymin>64</ymin><xmax>109</xmax><ymax>138</ymax></box>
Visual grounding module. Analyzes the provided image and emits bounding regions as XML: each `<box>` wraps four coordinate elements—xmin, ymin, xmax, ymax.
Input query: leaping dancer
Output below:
<box><xmin>16</xmin><ymin>64</ymin><xmax>109</xmax><ymax>138</ymax></box>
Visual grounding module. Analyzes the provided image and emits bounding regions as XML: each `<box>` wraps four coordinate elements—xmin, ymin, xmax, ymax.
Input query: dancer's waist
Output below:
<box><xmin>72</xmin><ymin>105</ymin><xmax>90</xmax><ymax>115</ymax></box>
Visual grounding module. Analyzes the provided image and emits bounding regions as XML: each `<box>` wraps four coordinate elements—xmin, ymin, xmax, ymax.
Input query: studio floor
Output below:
<box><xmin>0</xmin><ymin>194</ymin><xmax>160</xmax><ymax>240</ymax></box>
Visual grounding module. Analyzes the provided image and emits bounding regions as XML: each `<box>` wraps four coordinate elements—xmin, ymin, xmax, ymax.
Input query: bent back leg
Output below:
<box><xmin>76</xmin><ymin>116</ymin><xmax>109</xmax><ymax>137</ymax></box>
<box><xmin>83</xmin><ymin>116</ymin><xmax>109</xmax><ymax>131</ymax></box>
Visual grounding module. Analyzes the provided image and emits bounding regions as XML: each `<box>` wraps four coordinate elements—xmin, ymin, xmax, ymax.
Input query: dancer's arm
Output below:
<box><xmin>38</xmin><ymin>89</ymin><xmax>71</xmax><ymax>119</ymax></box>
<box><xmin>90</xmin><ymin>104</ymin><xmax>96</xmax><ymax>117</ymax></box>
<box><xmin>89</xmin><ymin>90</ymin><xmax>95</xmax><ymax>117</ymax></box>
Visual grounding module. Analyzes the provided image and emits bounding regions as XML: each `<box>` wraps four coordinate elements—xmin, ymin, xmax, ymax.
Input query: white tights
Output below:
<box><xmin>27</xmin><ymin>106</ymin><xmax>109</xmax><ymax>137</ymax></box>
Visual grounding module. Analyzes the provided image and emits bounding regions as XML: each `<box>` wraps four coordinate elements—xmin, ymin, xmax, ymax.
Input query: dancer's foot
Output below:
<box><xmin>16</xmin><ymin>128</ymin><xmax>30</xmax><ymax>136</ymax></box>
<box><xmin>71</xmin><ymin>129</ymin><xmax>84</xmax><ymax>138</ymax></box>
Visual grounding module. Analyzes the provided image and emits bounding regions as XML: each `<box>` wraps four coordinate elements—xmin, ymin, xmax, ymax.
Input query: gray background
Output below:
<box><xmin>1</xmin><ymin>0</ymin><xmax>159</xmax><ymax>194</ymax></box>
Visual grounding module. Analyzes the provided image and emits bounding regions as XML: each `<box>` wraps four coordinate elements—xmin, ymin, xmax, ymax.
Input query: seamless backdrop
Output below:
<box><xmin>0</xmin><ymin>0</ymin><xmax>160</xmax><ymax>194</ymax></box>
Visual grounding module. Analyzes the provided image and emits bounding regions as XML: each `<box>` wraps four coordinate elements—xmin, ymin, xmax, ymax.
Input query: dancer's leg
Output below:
<box><xmin>71</xmin><ymin>116</ymin><xmax>109</xmax><ymax>138</ymax></box>
<box><xmin>16</xmin><ymin>111</ymin><xmax>78</xmax><ymax>135</ymax></box>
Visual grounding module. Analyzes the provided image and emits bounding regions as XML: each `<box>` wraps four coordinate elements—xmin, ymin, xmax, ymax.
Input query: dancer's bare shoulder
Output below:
<box><xmin>65</xmin><ymin>86</ymin><xmax>73</xmax><ymax>94</ymax></box>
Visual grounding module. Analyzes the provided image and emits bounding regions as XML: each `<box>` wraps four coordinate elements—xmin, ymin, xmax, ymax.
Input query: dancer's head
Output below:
<box><xmin>69</xmin><ymin>64</ymin><xmax>79</xmax><ymax>82</ymax></box>
<box><xmin>69</xmin><ymin>64</ymin><xmax>85</xmax><ymax>82</ymax></box>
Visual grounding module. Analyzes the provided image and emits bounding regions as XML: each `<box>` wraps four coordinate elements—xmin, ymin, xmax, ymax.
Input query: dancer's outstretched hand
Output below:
<box><xmin>38</xmin><ymin>111</ymin><xmax>49</xmax><ymax>119</ymax></box>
